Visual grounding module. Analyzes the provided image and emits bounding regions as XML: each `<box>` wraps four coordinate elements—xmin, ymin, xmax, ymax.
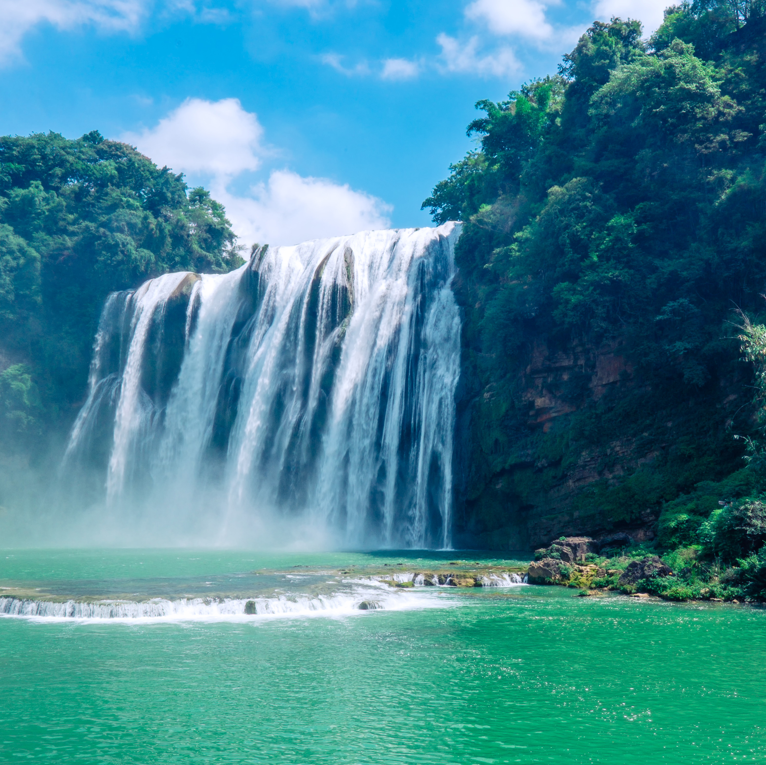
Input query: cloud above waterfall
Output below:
<box><xmin>122</xmin><ymin>97</ymin><xmax>266</xmax><ymax>176</ymax></box>
<box><xmin>121</xmin><ymin>97</ymin><xmax>392</xmax><ymax>247</ymax></box>
<box><xmin>211</xmin><ymin>170</ymin><xmax>392</xmax><ymax>249</ymax></box>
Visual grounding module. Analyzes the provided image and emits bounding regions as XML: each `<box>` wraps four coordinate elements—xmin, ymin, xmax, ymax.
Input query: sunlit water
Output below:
<box><xmin>2</xmin><ymin>550</ymin><xmax>765</xmax><ymax>763</ymax></box>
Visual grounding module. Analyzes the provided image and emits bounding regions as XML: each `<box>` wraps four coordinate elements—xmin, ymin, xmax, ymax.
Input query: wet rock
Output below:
<box><xmin>358</xmin><ymin>601</ymin><xmax>380</xmax><ymax>610</ymax></box>
<box><xmin>448</xmin><ymin>576</ymin><xmax>478</xmax><ymax>588</ymax></box>
<box><xmin>549</xmin><ymin>537</ymin><xmax>598</xmax><ymax>563</ymax></box>
<box><xmin>527</xmin><ymin>558</ymin><xmax>563</xmax><ymax>584</ymax></box>
<box><xmin>244</xmin><ymin>600</ymin><xmax>256</xmax><ymax>615</ymax></box>
<box><xmin>630</xmin><ymin>593</ymin><xmax>650</xmax><ymax>598</ymax></box>
<box><xmin>618</xmin><ymin>556</ymin><xmax>672</xmax><ymax>586</ymax></box>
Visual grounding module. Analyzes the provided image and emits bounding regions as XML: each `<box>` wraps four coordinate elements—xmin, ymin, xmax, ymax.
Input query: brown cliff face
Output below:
<box><xmin>452</xmin><ymin>332</ymin><xmax>749</xmax><ymax>551</ymax></box>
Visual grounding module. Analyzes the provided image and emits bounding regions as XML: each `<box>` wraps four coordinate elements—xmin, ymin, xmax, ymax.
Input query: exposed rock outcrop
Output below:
<box><xmin>451</xmin><ymin>303</ymin><xmax>750</xmax><ymax>551</ymax></box>
<box><xmin>550</xmin><ymin>537</ymin><xmax>598</xmax><ymax>563</ymax></box>
<box><xmin>527</xmin><ymin>559</ymin><xmax>563</xmax><ymax>584</ymax></box>
<box><xmin>618</xmin><ymin>557</ymin><xmax>673</xmax><ymax>586</ymax></box>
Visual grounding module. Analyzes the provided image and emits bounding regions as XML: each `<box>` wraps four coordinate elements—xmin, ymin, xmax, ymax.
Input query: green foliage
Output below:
<box><xmin>657</xmin><ymin>470</ymin><xmax>757</xmax><ymax>547</ymax></box>
<box><xmin>0</xmin><ymin>224</ymin><xmax>40</xmax><ymax>325</ymax></box>
<box><xmin>0</xmin><ymin>131</ymin><xmax>239</xmax><ymax>452</ymax></box>
<box><xmin>422</xmin><ymin>78</ymin><xmax>565</xmax><ymax>224</ymax></box>
<box><xmin>429</xmin><ymin>8</ymin><xmax>766</xmax><ymax>550</ymax></box>
<box><xmin>737</xmin><ymin>546</ymin><xmax>766</xmax><ymax>598</ymax></box>
<box><xmin>700</xmin><ymin>499</ymin><xmax>766</xmax><ymax>561</ymax></box>
<box><xmin>0</xmin><ymin>364</ymin><xmax>42</xmax><ymax>440</ymax></box>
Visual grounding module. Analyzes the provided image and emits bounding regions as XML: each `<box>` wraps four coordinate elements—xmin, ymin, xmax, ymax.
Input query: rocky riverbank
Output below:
<box><xmin>527</xmin><ymin>535</ymin><xmax>763</xmax><ymax>603</ymax></box>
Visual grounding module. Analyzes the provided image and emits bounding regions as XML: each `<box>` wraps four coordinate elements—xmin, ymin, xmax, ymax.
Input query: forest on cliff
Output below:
<box><xmin>424</xmin><ymin>0</ymin><xmax>766</xmax><ymax>566</ymax></box>
<box><xmin>0</xmin><ymin>132</ymin><xmax>238</xmax><ymax>458</ymax></box>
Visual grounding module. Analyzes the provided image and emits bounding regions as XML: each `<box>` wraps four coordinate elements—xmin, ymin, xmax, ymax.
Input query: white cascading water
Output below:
<box><xmin>63</xmin><ymin>223</ymin><xmax>461</xmax><ymax>548</ymax></box>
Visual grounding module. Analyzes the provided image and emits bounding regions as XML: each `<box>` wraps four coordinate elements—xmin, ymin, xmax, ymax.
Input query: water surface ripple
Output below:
<box><xmin>1</xmin><ymin>550</ymin><xmax>764</xmax><ymax>763</ymax></box>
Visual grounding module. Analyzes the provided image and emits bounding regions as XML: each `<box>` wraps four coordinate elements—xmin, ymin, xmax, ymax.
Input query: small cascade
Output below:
<box><xmin>0</xmin><ymin>588</ymin><xmax>448</xmax><ymax>621</ymax></box>
<box><xmin>63</xmin><ymin>223</ymin><xmax>461</xmax><ymax>548</ymax></box>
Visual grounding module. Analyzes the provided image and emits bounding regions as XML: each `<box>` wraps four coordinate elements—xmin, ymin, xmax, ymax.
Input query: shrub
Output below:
<box><xmin>701</xmin><ymin>499</ymin><xmax>766</xmax><ymax>562</ymax></box>
<box><xmin>738</xmin><ymin>547</ymin><xmax>766</xmax><ymax>599</ymax></box>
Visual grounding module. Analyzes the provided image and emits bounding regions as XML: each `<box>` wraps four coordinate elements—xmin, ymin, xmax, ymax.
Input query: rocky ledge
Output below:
<box><xmin>376</xmin><ymin>570</ymin><xmax>526</xmax><ymax>588</ymax></box>
<box><xmin>526</xmin><ymin>535</ymin><xmax>756</xmax><ymax>603</ymax></box>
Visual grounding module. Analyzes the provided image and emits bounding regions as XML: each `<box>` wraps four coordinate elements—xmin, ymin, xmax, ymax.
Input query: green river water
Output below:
<box><xmin>1</xmin><ymin>550</ymin><xmax>765</xmax><ymax>764</ymax></box>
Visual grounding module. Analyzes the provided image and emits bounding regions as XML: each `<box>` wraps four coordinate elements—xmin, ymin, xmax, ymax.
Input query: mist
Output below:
<box><xmin>3</xmin><ymin>224</ymin><xmax>462</xmax><ymax>551</ymax></box>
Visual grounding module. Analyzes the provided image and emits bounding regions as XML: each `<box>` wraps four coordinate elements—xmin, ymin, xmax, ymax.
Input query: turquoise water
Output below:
<box><xmin>1</xmin><ymin>550</ymin><xmax>765</xmax><ymax>763</ymax></box>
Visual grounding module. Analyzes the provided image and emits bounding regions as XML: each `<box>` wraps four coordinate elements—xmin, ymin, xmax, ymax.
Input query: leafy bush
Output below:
<box><xmin>701</xmin><ymin>500</ymin><xmax>766</xmax><ymax>562</ymax></box>
<box><xmin>639</xmin><ymin>577</ymin><xmax>697</xmax><ymax>602</ymax></box>
<box><xmin>738</xmin><ymin>547</ymin><xmax>766</xmax><ymax>599</ymax></box>
<box><xmin>0</xmin><ymin>364</ymin><xmax>41</xmax><ymax>439</ymax></box>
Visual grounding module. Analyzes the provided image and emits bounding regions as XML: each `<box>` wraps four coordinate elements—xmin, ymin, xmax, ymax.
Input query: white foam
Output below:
<box><xmin>0</xmin><ymin>585</ymin><xmax>453</xmax><ymax>624</ymax></box>
<box><xmin>479</xmin><ymin>573</ymin><xmax>526</xmax><ymax>587</ymax></box>
<box><xmin>362</xmin><ymin>571</ymin><xmax>526</xmax><ymax>588</ymax></box>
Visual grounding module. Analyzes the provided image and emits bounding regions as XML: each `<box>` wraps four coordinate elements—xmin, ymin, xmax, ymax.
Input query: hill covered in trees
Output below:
<box><xmin>0</xmin><ymin>131</ymin><xmax>239</xmax><ymax>463</ymax></box>
<box><xmin>424</xmin><ymin>1</ymin><xmax>766</xmax><ymax>559</ymax></box>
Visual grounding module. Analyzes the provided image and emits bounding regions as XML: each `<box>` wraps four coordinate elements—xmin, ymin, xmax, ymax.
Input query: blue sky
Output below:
<box><xmin>0</xmin><ymin>0</ymin><xmax>669</xmax><ymax>246</ymax></box>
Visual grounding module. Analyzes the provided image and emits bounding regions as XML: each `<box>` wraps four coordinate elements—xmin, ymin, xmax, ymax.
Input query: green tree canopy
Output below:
<box><xmin>0</xmin><ymin>131</ymin><xmax>239</xmax><ymax>446</ymax></box>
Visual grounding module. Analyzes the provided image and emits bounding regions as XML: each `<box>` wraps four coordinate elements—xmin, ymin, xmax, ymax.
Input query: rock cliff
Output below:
<box><xmin>452</xmin><ymin>312</ymin><xmax>751</xmax><ymax>550</ymax></box>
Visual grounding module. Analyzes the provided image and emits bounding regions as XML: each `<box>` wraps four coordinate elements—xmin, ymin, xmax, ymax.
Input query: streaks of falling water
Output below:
<box><xmin>64</xmin><ymin>223</ymin><xmax>462</xmax><ymax>548</ymax></box>
<box><xmin>105</xmin><ymin>272</ymin><xmax>192</xmax><ymax>506</ymax></box>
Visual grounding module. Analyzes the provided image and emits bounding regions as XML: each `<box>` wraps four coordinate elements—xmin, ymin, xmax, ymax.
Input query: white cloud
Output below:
<box><xmin>592</xmin><ymin>0</ymin><xmax>669</xmax><ymax>34</ymax></box>
<box><xmin>165</xmin><ymin>1</ymin><xmax>232</xmax><ymax>23</ymax></box>
<box><xmin>212</xmin><ymin>170</ymin><xmax>392</xmax><ymax>246</ymax></box>
<box><xmin>436</xmin><ymin>33</ymin><xmax>521</xmax><ymax>78</ymax></box>
<box><xmin>381</xmin><ymin>58</ymin><xmax>420</xmax><ymax>81</ymax></box>
<box><xmin>321</xmin><ymin>52</ymin><xmax>371</xmax><ymax>76</ymax></box>
<box><xmin>465</xmin><ymin>0</ymin><xmax>554</xmax><ymax>41</ymax></box>
<box><xmin>122</xmin><ymin>97</ymin><xmax>266</xmax><ymax>177</ymax></box>
<box><xmin>0</xmin><ymin>0</ymin><xmax>147</xmax><ymax>64</ymax></box>
<box><xmin>198</xmin><ymin>6</ymin><xmax>230</xmax><ymax>23</ymax></box>
<box><xmin>121</xmin><ymin>97</ymin><xmax>392</xmax><ymax>247</ymax></box>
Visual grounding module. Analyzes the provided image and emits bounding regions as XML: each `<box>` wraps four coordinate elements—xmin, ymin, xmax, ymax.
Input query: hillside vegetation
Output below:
<box><xmin>0</xmin><ymin>131</ymin><xmax>238</xmax><ymax>458</ymax></box>
<box><xmin>425</xmin><ymin>0</ymin><xmax>766</xmax><ymax>574</ymax></box>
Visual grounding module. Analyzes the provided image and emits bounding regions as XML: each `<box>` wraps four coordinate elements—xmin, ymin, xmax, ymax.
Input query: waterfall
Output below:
<box><xmin>63</xmin><ymin>223</ymin><xmax>461</xmax><ymax>548</ymax></box>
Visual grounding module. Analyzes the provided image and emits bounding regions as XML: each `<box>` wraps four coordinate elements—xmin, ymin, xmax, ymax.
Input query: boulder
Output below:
<box><xmin>618</xmin><ymin>556</ymin><xmax>672</xmax><ymax>586</ymax></box>
<box><xmin>446</xmin><ymin>576</ymin><xmax>478</xmax><ymax>587</ymax></box>
<box><xmin>244</xmin><ymin>600</ymin><xmax>256</xmax><ymax>615</ymax></box>
<box><xmin>550</xmin><ymin>536</ymin><xmax>598</xmax><ymax>563</ymax></box>
<box><xmin>527</xmin><ymin>558</ymin><xmax>563</xmax><ymax>584</ymax></box>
